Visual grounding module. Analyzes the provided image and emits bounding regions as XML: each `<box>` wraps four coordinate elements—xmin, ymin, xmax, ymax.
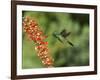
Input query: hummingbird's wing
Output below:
<box><xmin>60</xmin><ymin>29</ymin><xmax>66</xmax><ymax>35</ymax></box>
<box><xmin>66</xmin><ymin>32</ymin><xmax>71</xmax><ymax>37</ymax></box>
<box><xmin>60</xmin><ymin>29</ymin><xmax>71</xmax><ymax>38</ymax></box>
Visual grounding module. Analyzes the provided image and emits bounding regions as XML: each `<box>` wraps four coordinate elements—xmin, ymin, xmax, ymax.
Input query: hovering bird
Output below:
<box><xmin>53</xmin><ymin>29</ymin><xmax>74</xmax><ymax>46</ymax></box>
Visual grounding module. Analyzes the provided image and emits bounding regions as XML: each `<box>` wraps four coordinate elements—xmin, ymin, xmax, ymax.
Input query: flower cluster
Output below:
<box><xmin>23</xmin><ymin>16</ymin><xmax>53</xmax><ymax>67</ymax></box>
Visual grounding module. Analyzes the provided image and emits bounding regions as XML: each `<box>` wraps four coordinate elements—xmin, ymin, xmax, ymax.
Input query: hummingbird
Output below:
<box><xmin>53</xmin><ymin>29</ymin><xmax>74</xmax><ymax>46</ymax></box>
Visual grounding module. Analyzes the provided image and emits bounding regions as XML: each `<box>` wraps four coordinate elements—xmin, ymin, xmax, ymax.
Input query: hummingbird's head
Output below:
<box><xmin>52</xmin><ymin>32</ymin><xmax>60</xmax><ymax>38</ymax></box>
<box><xmin>53</xmin><ymin>32</ymin><xmax>58</xmax><ymax>35</ymax></box>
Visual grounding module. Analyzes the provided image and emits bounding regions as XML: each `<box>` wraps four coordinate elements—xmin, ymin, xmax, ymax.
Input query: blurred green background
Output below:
<box><xmin>22</xmin><ymin>11</ymin><xmax>89</xmax><ymax>69</ymax></box>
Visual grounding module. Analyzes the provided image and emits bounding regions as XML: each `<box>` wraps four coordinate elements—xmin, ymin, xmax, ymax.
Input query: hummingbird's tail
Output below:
<box><xmin>67</xmin><ymin>40</ymin><xmax>74</xmax><ymax>47</ymax></box>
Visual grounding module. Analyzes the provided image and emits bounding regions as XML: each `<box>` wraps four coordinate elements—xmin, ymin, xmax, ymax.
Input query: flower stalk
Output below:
<box><xmin>23</xmin><ymin>16</ymin><xmax>53</xmax><ymax>67</ymax></box>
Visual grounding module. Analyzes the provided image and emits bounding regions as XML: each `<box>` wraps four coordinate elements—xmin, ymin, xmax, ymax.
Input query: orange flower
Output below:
<box><xmin>23</xmin><ymin>16</ymin><xmax>53</xmax><ymax>67</ymax></box>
